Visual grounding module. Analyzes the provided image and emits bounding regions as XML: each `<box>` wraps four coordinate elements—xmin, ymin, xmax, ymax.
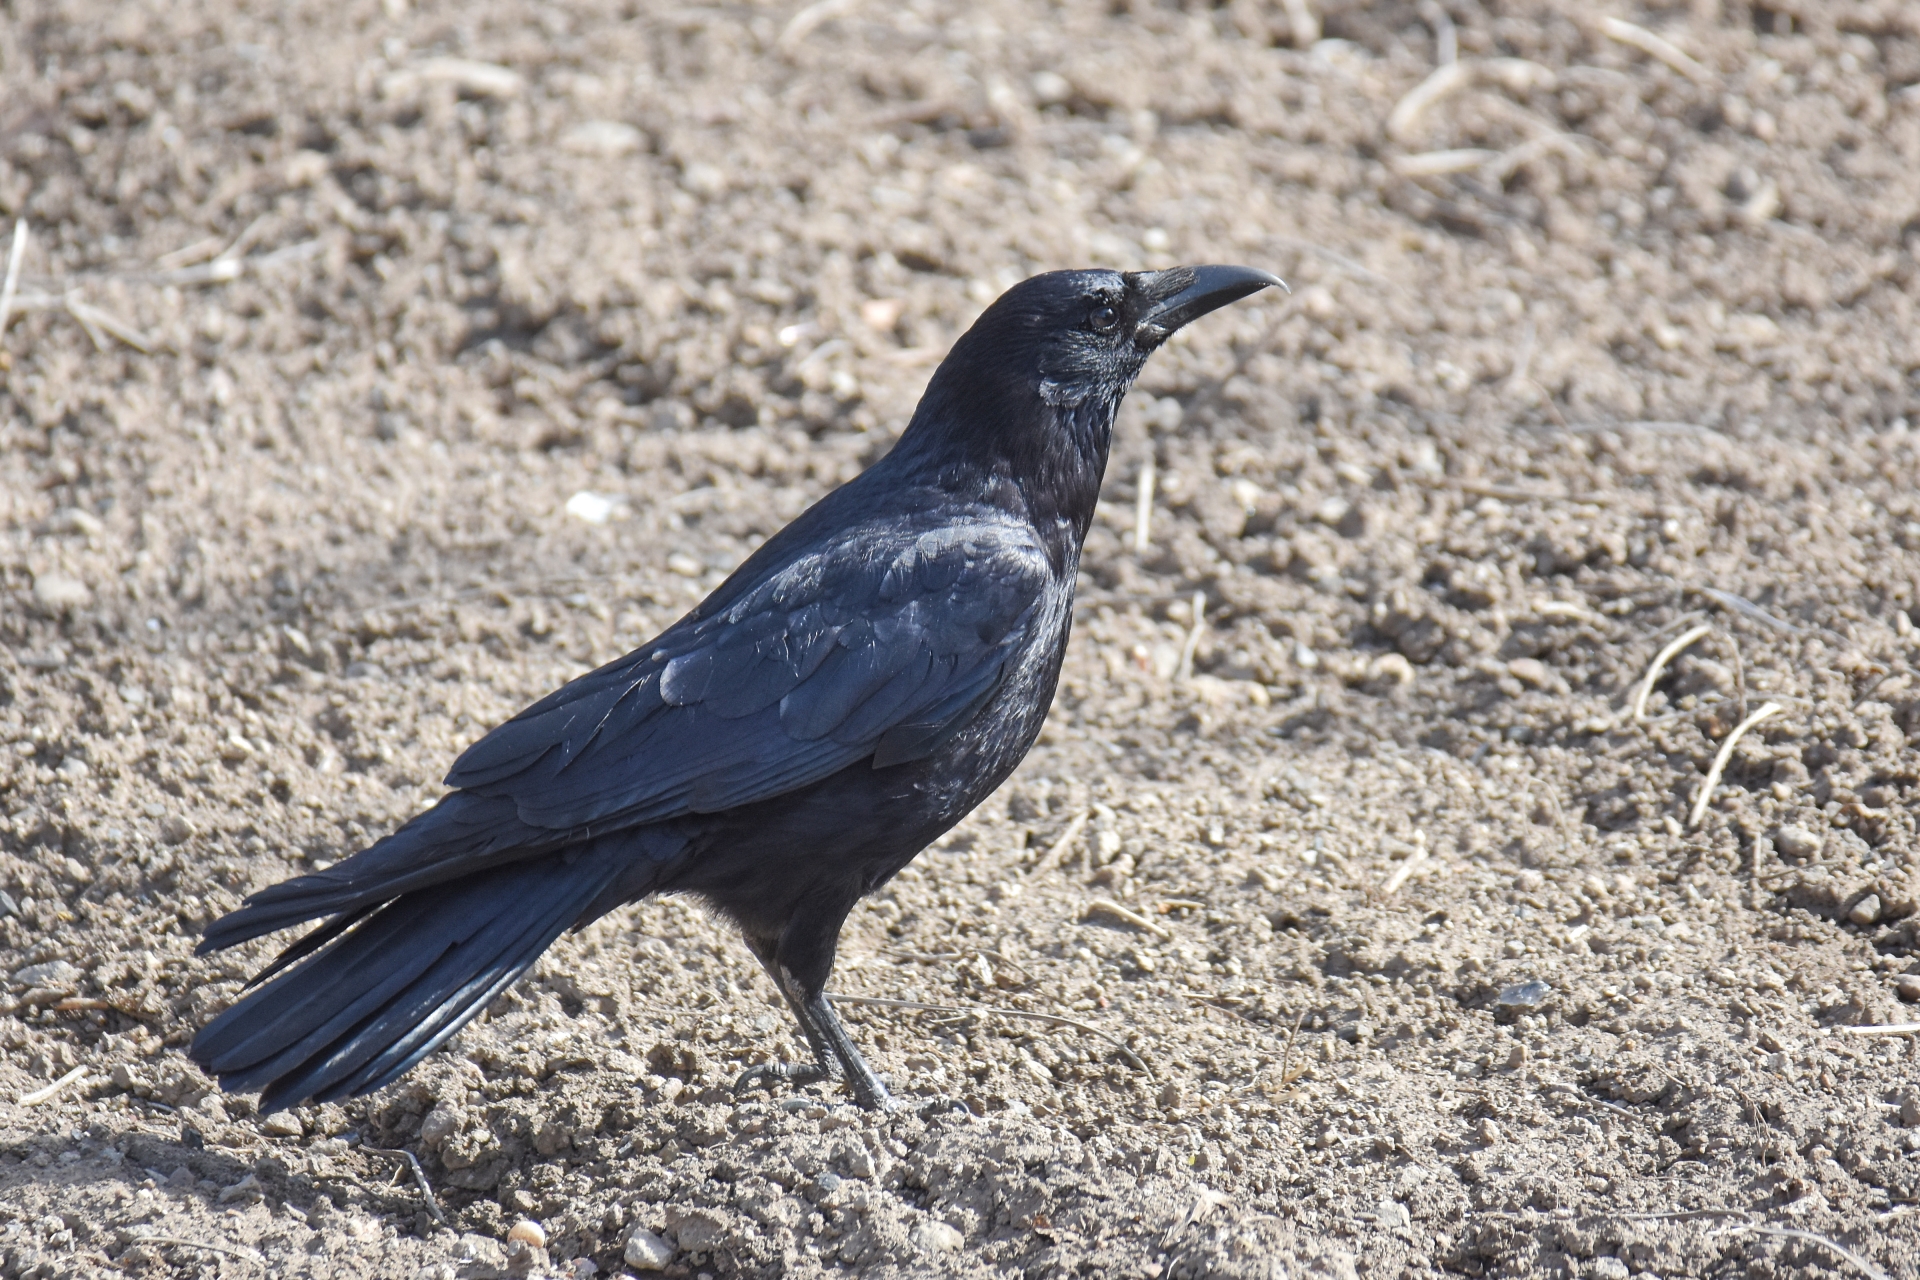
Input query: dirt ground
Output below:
<box><xmin>3</xmin><ymin>0</ymin><xmax>1920</xmax><ymax>1276</ymax></box>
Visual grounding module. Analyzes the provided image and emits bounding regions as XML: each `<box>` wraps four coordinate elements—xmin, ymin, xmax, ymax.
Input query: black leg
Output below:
<box><xmin>734</xmin><ymin>937</ymin><xmax>840</xmax><ymax>1096</ymax></box>
<box><xmin>797</xmin><ymin>985</ymin><xmax>896</xmax><ymax>1112</ymax></box>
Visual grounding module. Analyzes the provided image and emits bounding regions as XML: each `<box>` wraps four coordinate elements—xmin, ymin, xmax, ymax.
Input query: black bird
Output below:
<box><xmin>190</xmin><ymin>265</ymin><xmax>1282</xmax><ymax>1111</ymax></box>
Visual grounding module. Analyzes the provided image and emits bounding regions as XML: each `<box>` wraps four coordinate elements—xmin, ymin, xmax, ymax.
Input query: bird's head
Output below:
<box><xmin>1002</xmin><ymin>265</ymin><xmax>1287</xmax><ymax>406</ymax></box>
<box><xmin>896</xmin><ymin>265</ymin><xmax>1283</xmax><ymax>512</ymax></box>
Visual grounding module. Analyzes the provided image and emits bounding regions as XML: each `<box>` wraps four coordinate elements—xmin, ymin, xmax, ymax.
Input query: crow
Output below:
<box><xmin>190</xmin><ymin>265</ymin><xmax>1282</xmax><ymax>1112</ymax></box>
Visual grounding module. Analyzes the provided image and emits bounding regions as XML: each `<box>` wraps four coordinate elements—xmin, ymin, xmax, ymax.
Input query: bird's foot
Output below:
<box><xmin>734</xmin><ymin>1060</ymin><xmax>832</xmax><ymax>1096</ymax></box>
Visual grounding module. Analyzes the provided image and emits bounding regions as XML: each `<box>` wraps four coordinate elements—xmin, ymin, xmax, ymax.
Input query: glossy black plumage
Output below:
<box><xmin>190</xmin><ymin>264</ymin><xmax>1282</xmax><ymax>1111</ymax></box>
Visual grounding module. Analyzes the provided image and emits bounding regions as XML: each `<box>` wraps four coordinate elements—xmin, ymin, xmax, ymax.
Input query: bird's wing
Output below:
<box><xmin>443</xmin><ymin>516</ymin><xmax>1054</xmax><ymax>829</ymax></box>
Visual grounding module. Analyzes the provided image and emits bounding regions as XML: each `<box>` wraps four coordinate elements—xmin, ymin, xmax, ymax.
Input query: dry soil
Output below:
<box><xmin>3</xmin><ymin>1</ymin><xmax>1920</xmax><ymax>1278</ymax></box>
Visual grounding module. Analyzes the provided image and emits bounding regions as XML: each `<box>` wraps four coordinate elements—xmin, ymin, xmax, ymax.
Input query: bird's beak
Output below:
<box><xmin>1131</xmin><ymin>265</ymin><xmax>1287</xmax><ymax>342</ymax></box>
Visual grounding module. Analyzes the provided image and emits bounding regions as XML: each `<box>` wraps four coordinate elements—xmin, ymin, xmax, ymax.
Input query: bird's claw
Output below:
<box><xmin>733</xmin><ymin>1061</ymin><xmax>831</xmax><ymax>1096</ymax></box>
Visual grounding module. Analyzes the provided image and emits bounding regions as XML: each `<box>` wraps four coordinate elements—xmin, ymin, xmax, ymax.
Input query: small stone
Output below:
<box><xmin>419</xmin><ymin>1105</ymin><xmax>460</xmax><ymax>1147</ymax></box>
<box><xmin>565</xmin><ymin>491</ymin><xmax>622</xmax><ymax>525</ymax></box>
<box><xmin>218</xmin><ymin>1174</ymin><xmax>265</xmax><ymax>1204</ymax></box>
<box><xmin>910</xmin><ymin>1220</ymin><xmax>964</xmax><ymax>1253</ymax></box>
<box><xmin>623</xmin><ymin>1228</ymin><xmax>673</xmax><ymax>1271</ymax></box>
<box><xmin>1375</xmin><ymin>1199</ymin><xmax>1411</xmax><ymax>1229</ymax></box>
<box><xmin>506</xmin><ymin>1220</ymin><xmax>547</xmax><ymax>1250</ymax></box>
<box><xmin>1899</xmin><ymin>1092</ymin><xmax>1920</xmax><ymax>1127</ymax></box>
<box><xmin>1774</xmin><ymin>825</ymin><xmax>1823</xmax><ymax>859</ymax></box>
<box><xmin>663</xmin><ymin>1206</ymin><xmax>730</xmax><ymax>1253</ymax></box>
<box><xmin>260</xmin><ymin>1112</ymin><xmax>304</xmax><ymax>1138</ymax></box>
<box><xmin>1476</xmin><ymin>1119</ymin><xmax>1501</xmax><ymax>1145</ymax></box>
<box><xmin>1156</xmin><ymin>1080</ymin><xmax>1185</xmax><ymax>1111</ymax></box>
<box><xmin>562</xmin><ymin>121</ymin><xmax>643</xmax><ymax>156</ymax></box>
<box><xmin>11</xmin><ymin>960</ymin><xmax>82</xmax><ymax>991</ymax></box>
<box><xmin>1847</xmin><ymin>894</ymin><xmax>1882</xmax><ymax>927</ymax></box>
<box><xmin>1587</xmin><ymin>1259</ymin><xmax>1630</xmax><ymax>1280</ymax></box>
<box><xmin>1894</xmin><ymin>975</ymin><xmax>1920</xmax><ymax>1003</ymax></box>
<box><xmin>31</xmin><ymin>572</ymin><xmax>91</xmax><ymax>613</ymax></box>
<box><xmin>1507</xmin><ymin>657</ymin><xmax>1551</xmax><ymax>688</ymax></box>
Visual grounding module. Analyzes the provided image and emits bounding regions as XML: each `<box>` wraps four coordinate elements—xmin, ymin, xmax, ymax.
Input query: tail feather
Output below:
<box><xmin>191</xmin><ymin>844</ymin><xmax>631</xmax><ymax>1111</ymax></box>
<box><xmin>197</xmin><ymin>791</ymin><xmax>560</xmax><ymax>954</ymax></box>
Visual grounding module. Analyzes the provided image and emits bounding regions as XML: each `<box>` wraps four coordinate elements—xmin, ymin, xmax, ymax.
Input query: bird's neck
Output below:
<box><xmin>891</xmin><ymin>393</ymin><xmax>1116</xmax><ymax>560</ymax></box>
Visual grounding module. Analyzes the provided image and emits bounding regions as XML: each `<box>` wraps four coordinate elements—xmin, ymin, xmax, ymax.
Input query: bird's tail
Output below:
<box><xmin>190</xmin><ymin>841</ymin><xmax>639</xmax><ymax>1112</ymax></box>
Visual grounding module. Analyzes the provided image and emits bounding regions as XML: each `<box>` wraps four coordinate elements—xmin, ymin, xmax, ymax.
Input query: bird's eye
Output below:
<box><xmin>1089</xmin><ymin>304</ymin><xmax>1119</xmax><ymax>332</ymax></box>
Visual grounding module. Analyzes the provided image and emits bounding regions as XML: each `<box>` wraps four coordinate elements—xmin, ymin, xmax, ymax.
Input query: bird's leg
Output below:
<box><xmin>795</xmin><ymin>984</ymin><xmax>897</xmax><ymax>1112</ymax></box>
<box><xmin>734</xmin><ymin>941</ymin><xmax>839</xmax><ymax>1095</ymax></box>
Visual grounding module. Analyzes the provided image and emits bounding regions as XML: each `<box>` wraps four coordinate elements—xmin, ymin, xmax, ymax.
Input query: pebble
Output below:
<box><xmin>1507</xmin><ymin>657</ymin><xmax>1551</xmax><ymax>689</ymax></box>
<box><xmin>623</xmin><ymin>1228</ymin><xmax>673</xmax><ymax>1271</ymax></box>
<box><xmin>909</xmin><ymin>1220</ymin><xmax>964</xmax><ymax>1253</ymax></box>
<box><xmin>1587</xmin><ymin>1258</ymin><xmax>1630</xmax><ymax>1280</ymax></box>
<box><xmin>1494</xmin><ymin>980</ymin><xmax>1551</xmax><ymax>1009</ymax></box>
<box><xmin>1477</xmin><ymin>1119</ymin><xmax>1501</xmax><ymax>1145</ymax></box>
<box><xmin>260</xmin><ymin>1112</ymin><xmax>304</xmax><ymax>1138</ymax></box>
<box><xmin>565</xmin><ymin>491</ymin><xmax>623</xmax><ymax>525</ymax></box>
<box><xmin>562</xmin><ymin>121</ymin><xmax>643</xmax><ymax>156</ymax></box>
<box><xmin>1847</xmin><ymin>894</ymin><xmax>1881</xmax><ymax>926</ymax></box>
<box><xmin>1774</xmin><ymin>825</ymin><xmax>1822</xmax><ymax>859</ymax></box>
<box><xmin>11</xmin><ymin>960</ymin><xmax>82</xmax><ymax>990</ymax></box>
<box><xmin>1894</xmin><ymin>975</ymin><xmax>1920</xmax><ymax>1003</ymax></box>
<box><xmin>31</xmin><ymin>572</ymin><xmax>91</xmax><ymax>612</ymax></box>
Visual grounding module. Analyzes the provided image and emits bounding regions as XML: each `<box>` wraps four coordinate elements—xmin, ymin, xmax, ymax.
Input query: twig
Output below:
<box><xmin>19</xmin><ymin>1065</ymin><xmax>88</xmax><ymax>1105</ymax></box>
<box><xmin>1387</xmin><ymin>60</ymin><xmax>1470</xmax><ymax>141</ymax></box>
<box><xmin>1632</xmin><ymin>624</ymin><xmax>1712</xmax><ymax>721</ymax></box>
<box><xmin>1380</xmin><ymin>844</ymin><xmax>1431</xmax><ymax>895</ymax></box>
<box><xmin>778</xmin><ymin>0</ymin><xmax>863</xmax><ymax>50</ymax></box>
<box><xmin>1698</xmin><ymin>587</ymin><xmax>1803</xmax><ymax>636</ymax></box>
<box><xmin>1601</xmin><ymin>17</ymin><xmax>1712</xmax><ymax>85</ymax></box>
<box><xmin>1037</xmin><ymin>809</ymin><xmax>1090</xmax><ymax>869</ymax></box>
<box><xmin>1841</xmin><ymin>1023</ymin><xmax>1920</xmax><ymax>1037</ymax></box>
<box><xmin>1175</xmin><ymin>591</ymin><xmax>1206</xmax><ymax>683</ymax></box>
<box><xmin>361</xmin><ymin>1144</ymin><xmax>447</xmax><ymax>1224</ymax></box>
<box><xmin>64</xmin><ymin>297</ymin><xmax>153</xmax><ymax>352</ymax></box>
<box><xmin>130</xmin><ymin>1235</ymin><xmax>265</xmax><ymax>1267</ymax></box>
<box><xmin>1709</xmin><ymin>1224</ymin><xmax>1889</xmax><ymax>1280</ymax></box>
<box><xmin>0</xmin><ymin>218</ymin><xmax>26</xmax><ymax>338</ymax></box>
<box><xmin>1277</xmin><ymin>1006</ymin><xmax>1308</xmax><ymax>1087</ymax></box>
<box><xmin>64</xmin><ymin>291</ymin><xmax>107</xmax><ymax>351</ymax></box>
<box><xmin>1133</xmin><ymin>458</ymin><xmax>1155</xmax><ymax>552</ymax></box>
<box><xmin>1419</xmin><ymin>0</ymin><xmax>1457</xmax><ymax>65</ymax></box>
<box><xmin>1688</xmin><ymin>702</ymin><xmax>1782</xmax><ymax>828</ymax></box>
<box><xmin>825</xmin><ymin>993</ymin><xmax>1150</xmax><ymax>1075</ymax></box>
<box><xmin>1085</xmin><ymin>897</ymin><xmax>1174</xmax><ymax>940</ymax></box>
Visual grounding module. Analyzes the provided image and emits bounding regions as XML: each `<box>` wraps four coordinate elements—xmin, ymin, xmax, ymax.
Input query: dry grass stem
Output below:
<box><xmin>1699</xmin><ymin>586</ymin><xmax>1803</xmax><ymax>635</ymax></box>
<box><xmin>0</xmin><ymin>218</ymin><xmax>27</xmax><ymax>339</ymax></box>
<box><xmin>1419</xmin><ymin>0</ymin><xmax>1457</xmax><ymax>65</ymax></box>
<box><xmin>1709</xmin><ymin>1224</ymin><xmax>1890</xmax><ymax>1280</ymax></box>
<box><xmin>362</xmin><ymin>1144</ymin><xmax>448</xmax><ymax>1224</ymax></box>
<box><xmin>1601</xmin><ymin>17</ymin><xmax>1712</xmax><ymax>84</ymax></box>
<box><xmin>1841</xmin><ymin>1022</ymin><xmax>1920</xmax><ymax>1037</ymax></box>
<box><xmin>1175</xmin><ymin>591</ymin><xmax>1206</xmax><ymax>683</ymax></box>
<box><xmin>1632</xmin><ymin>623</ymin><xmax>1713</xmax><ymax>721</ymax></box>
<box><xmin>1386</xmin><ymin>60</ymin><xmax>1470</xmax><ymax>141</ymax></box>
<box><xmin>1380</xmin><ymin>843</ymin><xmax>1431</xmax><ymax>895</ymax></box>
<box><xmin>827</xmin><ymin>993</ymin><xmax>1149</xmax><ymax>1074</ymax></box>
<box><xmin>18</xmin><ymin>1065</ymin><xmax>88</xmax><ymax>1106</ymax></box>
<box><xmin>1085</xmin><ymin>897</ymin><xmax>1174</xmax><ymax>940</ymax></box>
<box><xmin>1393</xmin><ymin>147</ymin><xmax>1500</xmax><ymax>177</ymax></box>
<box><xmin>780</xmin><ymin>0</ymin><xmax>864</xmax><ymax>51</ymax></box>
<box><xmin>129</xmin><ymin>1235</ymin><xmax>265</xmax><ymax>1267</ymax></box>
<box><xmin>1688</xmin><ymin>701</ymin><xmax>1782</xmax><ymax>828</ymax></box>
<box><xmin>1133</xmin><ymin>458</ymin><xmax>1155</xmax><ymax>552</ymax></box>
<box><xmin>66</xmin><ymin>296</ymin><xmax>154</xmax><ymax>352</ymax></box>
<box><xmin>1039</xmin><ymin>809</ymin><xmax>1090</xmax><ymax>868</ymax></box>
